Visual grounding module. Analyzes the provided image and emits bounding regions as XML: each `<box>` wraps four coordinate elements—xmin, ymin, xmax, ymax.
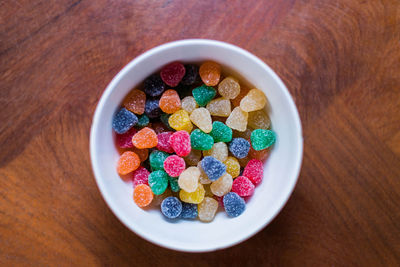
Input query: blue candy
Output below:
<box><xmin>223</xmin><ymin>192</ymin><xmax>245</xmax><ymax>217</ymax></box>
<box><xmin>145</xmin><ymin>98</ymin><xmax>162</xmax><ymax>118</ymax></box>
<box><xmin>137</xmin><ymin>114</ymin><xmax>150</xmax><ymax>127</ymax></box>
<box><xmin>112</xmin><ymin>108</ymin><xmax>138</xmax><ymax>134</ymax></box>
<box><xmin>229</xmin><ymin>138</ymin><xmax>250</xmax><ymax>159</ymax></box>
<box><xmin>201</xmin><ymin>156</ymin><xmax>226</xmax><ymax>181</ymax></box>
<box><xmin>144</xmin><ymin>74</ymin><xmax>165</xmax><ymax>97</ymax></box>
<box><xmin>161</xmin><ymin>197</ymin><xmax>182</xmax><ymax>219</ymax></box>
<box><xmin>180</xmin><ymin>203</ymin><xmax>198</xmax><ymax>219</ymax></box>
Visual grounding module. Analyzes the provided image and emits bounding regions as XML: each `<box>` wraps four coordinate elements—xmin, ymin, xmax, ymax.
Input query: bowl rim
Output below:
<box><xmin>90</xmin><ymin>39</ymin><xmax>303</xmax><ymax>252</ymax></box>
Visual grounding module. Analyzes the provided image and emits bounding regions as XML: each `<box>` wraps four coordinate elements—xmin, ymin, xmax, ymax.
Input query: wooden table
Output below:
<box><xmin>1</xmin><ymin>0</ymin><xmax>399</xmax><ymax>265</ymax></box>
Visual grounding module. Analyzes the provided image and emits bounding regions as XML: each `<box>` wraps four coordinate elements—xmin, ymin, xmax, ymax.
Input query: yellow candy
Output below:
<box><xmin>240</xmin><ymin>89</ymin><xmax>267</xmax><ymax>112</ymax></box>
<box><xmin>224</xmin><ymin>156</ymin><xmax>240</xmax><ymax>178</ymax></box>
<box><xmin>218</xmin><ymin>76</ymin><xmax>240</xmax><ymax>99</ymax></box>
<box><xmin>179</xmin><ymin>183</ymin><xmax>205</xmax><ymax>204</ymax></box>
<box><xmin>168</xmin><ymin>109</ymin><xmax>193</xmax><ymax>133</ymax></box>
<box><xmin>189</xmin><ymin>107</ymin><xmax>212</xmax><ymax>133</ymax></box>
<box><xmin>206</xmin><ymin>97</ymin><xmax>231</xmax><ymax>117</ymax></box>
<box><xmin>226</xmin><ymin>107</ymin><xmax>248</xmax><ymax>132</ymax></box>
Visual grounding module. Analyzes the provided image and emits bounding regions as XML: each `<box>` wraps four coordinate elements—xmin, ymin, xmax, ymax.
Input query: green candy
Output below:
<box><xmin>190</xmin><ymin>129</ymin><xmax>214</xmax><ymax>150</ymax></box>
<box><xmin>137</xmin><ymin>114</ymin><xmax>149</xmax><ymax>127</ymax></box>
<box><xmin>251</xmin><ymin>129</ymin><xmax>276</xmax><ymax>151</ymax></box>
<box><xmin>210</xmin><ymin>121</ymin><xmax>232</xmax><ymax>143</ymax></box>
<box><xmin>149</xmin><ymin>150</ymin><xmax>169</xmax><ymax>170</ymax></box>
<box><xmin>148</xmin><ymin>170</ymin><xmax>169</xmax><ymax>195</ymax></box>
<box><xmin>160</xmin><ymin>113</ymin><xmax>172</xmax><ymax>129</ymax></box>
<box><xmin>168</xmin><ymin>176</ymin><xmax>180</xmax><ymax>192</ymax></box>
<box><xmin>192</xmin><ymin>85</ymin><xmax>216</xmax><ymax>106</ymax></box>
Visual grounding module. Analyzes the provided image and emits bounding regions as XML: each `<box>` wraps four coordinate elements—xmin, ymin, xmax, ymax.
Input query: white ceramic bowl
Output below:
<box><xmin>90</xmin><ymin>39</ymin><xmax>303</xmax><ymax>252</ymax></box>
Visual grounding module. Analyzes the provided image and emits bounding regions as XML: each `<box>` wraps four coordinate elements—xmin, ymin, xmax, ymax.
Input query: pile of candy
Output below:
<box><xmin>112</xmin><ymin>61</ymin><xmax>276</xmax><ymax>222</ymax></box>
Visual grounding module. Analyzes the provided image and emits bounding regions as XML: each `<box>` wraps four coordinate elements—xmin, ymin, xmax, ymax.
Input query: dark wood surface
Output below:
<box><xmin>1</xmin><ymin>0</ymin><xmax>399</xmax><ymax>265</ymax></box>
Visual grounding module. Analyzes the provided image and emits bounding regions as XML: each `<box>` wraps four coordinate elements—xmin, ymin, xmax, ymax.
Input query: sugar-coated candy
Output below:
<box><xmin>168</xmin><ymin>109</ymin><xmax>193</xmax><ymax>133</ymax></box>
<box><xmin>231</xmin><ymin>176</ymin><xmax>255</xmax><ymax>197</ymax></box>
<box><xmin>145</xmin><ymin>98</ymin><xmax>162</xmax><ymax>118</ymax></box>
<box><xmin>233</xmin><ymin>128</ymin><xmax>252</xmax><ymax>140</ymax></box>
<box><xmin>137</xmin><ymin>114</ymin><xmax>150</xmax><ymax>127</ymax></box>
<box><xmin>152</xmin><ymin>122</ymin><xmax>168</xmax><ymax>134</ymax></box>
<box><xmin>164</xmin><ymin>155</ymin><xmax>186</xmax><ymax>177</ymax></box>
<box><xmin>238</xmin><ymin>156</ymin><xmax>251</xmax><ymax>168</ymax></box>
<box><xmin>180</xmin><ymin>203</ymin><xmax>198</xmax><ymax>219</ymax></box>
<box><xmin>223</xmin><ymin>192</ymin><xmax>245</xmax><ymax>217</ymax></box>
<box><xmin>243</xmin><ymin>159</ymin><xmax>264</xmax><ymax>185</ymax></box>
<box><xmin>132</xmin><ymin>166</ymin><xmax>150</xmax><ymax>187</ymax></box>
<box><xmin>224</xmin><ymin>156</ymin><xmax>240</xmax><ymax>178</ymax></box>
<box><xmin>178</xmin><ymin>166</ymin><xmax>200</xmax><ymax>193</ymax></box>
<box><xmin>198</xmin><ymin>197</ymin><xmax>218</xmax><ymax>222</ymax></box>
<box><xmin>161</xmin><ymin>197</ymin><xmax>182</xmax><ymax>218</ymax></box>
<box><xmin>192</xmin><ymin>85</ymin><xmax>216</xmax><ymax>107</ymax></box>
<box><xmin>149</xmin><ymin>150</ymin><xmax>169</xmax><ymax>171</ymax></box>
<box><xmin>226</xmin><ymin>107</ymin><xmax>248</xmax><ymax>132</ymax></box>
<box><xmin>203</xmin><ymin>184</ymin><xmax>213</xmax><ymax>197</ymax></box>
<box><xmin>168</xmin><ymin>176</ymin><xmax>180</xmax><ymax>192</ymax></box>
<box><xmin>249</xmin><ymin>146</ymin><xmax>270</xmax><ymax>161</ymax></box>
<box><xmin>132</xmin><ymin>147</ymin><xmax>149</xmax><ymax>162</ymax></box>
<box><xmin>152</xmin><ymin>188</ymin><xmax>172</xmax><ymax>206</ymax></box>
<box><xmin>206</xmin><ymin>97</ymin><xmax>231</xmax><ymax>117</ymax></box>
<box><xmin>169</xmin><ymin>130</ymin><xmax>191</xmax><ymax>157</ymax></box>
<box><xmin>160</xmin><ymin>62</ymin><xmax>186</xmax><ymax>87</ymax></box>
<box><xmin>229</xmin><ymin>138</ymin><xmax>250</xmax><ymax>159</ymax></box>
<box><xmin>199</xmin><ymin>61</ymin><xmax>221</xmax><ymax>86</ymax></box>
<box><xmin>181</xmin><ymin>96</ymin><xmax>198</xmax><ymax>114</ymax></box>
<box><xmin>251</xmin><ymin>129</ymin><xmax>276</xmax><ymax>150</ymax></box>
<box><xmin>190</xmin><ymin>108</ymin><xmax>212</xmax><ymax>133</ymax></box>
<box><xmin>218</xmin><ymin>76</ymin><xmax>240</xmax><ymax>99</ymax></box>
<box><xmin>181</xmin><ymin>64</ymin><xmax>199</xmax><ymax>85</ymax></box>
<box><xmin>201</xmin><ymin>156</ymin><xmax>226</xmax><ymax>181</ymax></box>
<box><xmin>197</xmin><ymin>162</ymin><xmax>212</xmax><ymax>184</ymax></box>
<box><xmin>123</xmin><ymin>89</ymin><xmax>146</xmax><ymax>115</ymax></box>
<box><xmin>210</xmin><ymin>173</ymin><xmax>233</xmax><ymax>197</ymax></box>
<box><xmin>190</xmin><ymin>129</ymin><xmax>214</xmax><ymax>150</ymax></box>
<box><xmin>184</xmin><ymin>149</ymin><xmax>202</xmax><ymax>166</ymax></box>
<box><xmin>231</xmin><ymin>86</ymin><xmax>250</xmax><ymax>107</ymax></box>
<box><xmin>132</xmin><ymin>127</ymin><xmax>158</xmax><ymax>149</ymax></box>
<box><xmin>240</xmin><ymin>89</ymin><xmax>267</xmax><ymax>112</ymax></box>
<box><xmin>203</xmin><ymin>142</ymin><xmax>228</xmax><ymax>162</ymax></box>
<box><xmin>159</xmin><ymin>89</ymin><xmax>181</xmax><ymax>114</ymax></box>
<box><xmin>133</xmin><ymin>184</ymin><xmax>153</xmax><ymax>208</ymax></box>
<box><xmin>209</xmin><ymin>121</ymin><xmax>232</xmax><ymax>143</ymax></box>
<box><xmin>117</xmin><ymin>151</ymin><xmax>140</xmax><ymax>175</ymax></box>
<box><xmin>116</xmin><ymin>127</ymin><xmax>137</xmax><ymax>148</ymax></box>
<box><xmin>156</xmin><ymin>132</ymin><xmax>174</xmax><ymax>153</ymax></box>
<box><xmin>112</xmin><ymin>108</ymin><xmax>138</xmax><ymax>134</ymax></box>
<box><xmin>144</xmin><ymin>74</ymin><xmax>165</xmax><ymax>97</ymax></box>
<box><xmin>179</xmin><ymin>183</ymin><xmax>205</xmax><ymax>204</ymax></box>
<box><xmin>248</xmin><ymin>109</ymin><xmax>271</xmax><ymax>130</ymax></box>
<box><xmin>148</xmin><ymin>170</ymin><xmax>169</xmax><ymax>195</ymax></box>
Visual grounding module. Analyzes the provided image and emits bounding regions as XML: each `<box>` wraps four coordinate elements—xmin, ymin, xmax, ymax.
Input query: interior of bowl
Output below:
<box><xmin>90</xmin><ymin>39</ymin><xmax>303</xmax><ymax>252</ymax></box>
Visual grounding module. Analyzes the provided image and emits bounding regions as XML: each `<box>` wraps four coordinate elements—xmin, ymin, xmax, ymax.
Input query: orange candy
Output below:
<box><xmin>123</xmin><ymin>89</ymin><xmax>146</xmax><ymax>115</ymax></box>
<box><xmin>132</xmin><ymin>147</ymin><xmax>149</xmax><ymax>162</ymax></box>
<box><xmin>133</xmin><ymin>184</ymin><xmax>153</xmax><ymax>207</ymax></box>
<box><xmin>249</xmin><ymin>147</ymin><xmax>270</xmax><ymax>162</ymax></box>
<box><xmin>132</xmin><ymin>127</ymin><xmax>158</xmax><ymax>149</ymax></box>
<box><xmin>231</xmin><ymin>86</ymin><xmax>250</xmax><ymax>107</ymax></box>
<box><xmin>159</xmin><ymin>89</ymin><xmax>181</xmax><ymax>114</ymax></box>
<box><xmin>199</xmin><ymin>61</ymin><xmax>221</xmax><ymax>86</ymax></box>
<box><xmin>117</xmin><ymin>151</ymin><xmax>140</xmax><ymax>175</ymax></box>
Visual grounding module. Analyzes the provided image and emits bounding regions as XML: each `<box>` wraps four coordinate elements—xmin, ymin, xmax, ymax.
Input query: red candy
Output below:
<box><xmin>160</xmin><ymin>62</ymin><xmax>186</xmax><ymax>87</ymax></box>
<box><xmin>132</xmin><ymin>166</ymin><xmax>150</xmax><ymax>187</ymax></box>
<box><xmin>163</xmin><ymin>155</ymin><xmax>186</xmax><ymax>177</ymax></box>
<box><xmin>169</xmin><ymin>130</ymin><xmax>191</xmax><ymax>157</ymax></box>
<box><xmin>156</xmin><ymin>132</ymin><xmax>174</xmax><ymax>153</ymax></box>
<box><xmin>116</xmin><ymin>127</ymin><xmax>137</xmax><ymax>148</ymax></box>
<box><xmin>243</xmin><ymin>159</ymin><xmax>264</xmax><ymax>185</ymax></box>
<box><xmin>231</xmin><ymin>176</ymin><xmax>255</xmax><ymax>197</ymax></box>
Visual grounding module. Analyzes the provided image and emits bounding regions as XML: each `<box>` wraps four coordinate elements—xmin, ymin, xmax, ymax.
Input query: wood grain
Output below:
<box><xmin>1</xmin><ymin>0</ymin><xmax>399</xmax><ymax>265</ymax></box>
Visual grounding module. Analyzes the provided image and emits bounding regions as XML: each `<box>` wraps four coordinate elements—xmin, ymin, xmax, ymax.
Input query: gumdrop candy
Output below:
<box><xmin>181</xmin><ymin>64</ymin><xmax>199</xmax><ymax>85</ymax></box>
<box><xmin>206</xmin><ymin>97</ymin><xmax>231</xmax><ymax>117</ymax></box>
<box><xmin>160</xmin><ymin>62</ymin><xmax>186</xmax><ymax>87</ymax></box>
<box><xmin>116</xmin><ymin>127</ymin><xmax>137</xmax><ymax>148</ymax></box>
<box><xmin>132</xmin><ymin>127</ymin><xmax>158</xmax><ymax>149</ymax></box>
<box><xmin>192</xmin><ymin>85</ymin><xmax>216</xmax><ymax>107</ymax></box>
<box><xmin>203</xmin><ymin>142</ymin><xmax>228</xmax><ymax>162</ymax></box>
<box><xmin>112</xmin><ymin>108</ymin><xmax>138</xmax><ymax>134</ymax></box>
<box><xmin>226</xmin><ymin>107</ymin><xmax>248</xmax><ymax>132</ymax></box>
<box><xmin>184</xmin><ymin>149</ymin><xmax>202</xmax><ymax>166</ymax></box>
<box><xmin>190</xmin><ymin>129</ymin><xmax>214</xmax><ymax>150</ymax></box>
<box><xmin>198</xmin><ymin>197</ymin><xmax>218</xmax><ymax>222</ymax></box>
<box><xmin>210</xmin><ymin>173</ymin><xmax>233</xmax><ymax>197</ymax></box>
<box><xmin>232</xmin><ymin>128</ymin><xmax>252</xmax><ymax>140</ymax></box>
<box><xmin>136</xmin><ymin>114</ymin><xmax>150</xmax><ymax>127</ymax></box>
<box><xmin>240</xmin><ymin>89</ymin><xmax>267</xmax><ymax>112</ymax></box>
<box><xmin>243</xmin><ymin>159</ymin><xmax>264</xmax><ymax>185</ymax></box>
<box><xmin>161</xmin><ymin>196</ymin><xmax>182</xmax><ymax>218</ymax></box>
<box><xmin>169</xmin><ymin>130</ymin><xmax>191</xmax><ymax>157</ymax></box>
<box><xmin>178</xmin><ymin>166</ymin><xmax>200</xmax><ymax>193</ymax></box>
<box><xmin>248</xmin><ymin>109</ymin><xmax>271</xmax><ymax>130</ymax></box>
<box><xmin>159</xmin><ymin>89</ymin><xmax>181</xmax><ymax>114</ymax></box>
<box><xmin>117</xmin><ymin>151</ymin><xmax>140</xmax><ymax>175</ymax></box>
<box><xmin>164</xmin><ymin>155</ymin><xmax>186</xmax><ymax>177</ymax></box>
<box><xmin>148</xmin><ymin>170</ymin><xmax>169</xmax><ymax>195</ymax></box>
<box><xmin>168</xmin><ymin>176</ymin><xmax>180</xmax><ymax>192</ymax></box>
<box><xmin>152</xmin><ymin>188</ymin><xmax>172</xmax><ymax>206</ymax></box>
<box><xmin>223</xmin><ymin>192</ymin><xmax>245</xmax><ymax>217</ymax></box>
<box><xmin>168</xmin><ymin>109</ymin><xmax>193</xmax><ymax>133</ymax></box>
<box><xmin>145</xmin><ymin>98</ymin><xmax>162</xmax><ymax>118</ymax></box>
<box><xmin>238</xmin><ymin>156</ymin><xmax>251</xmax><ymax>168</ymax></box>
<box><xmin>160</xmin><ymin>113</ymin><xmax>172</xmax><ymax>129</ymax></box>
<box><xmin>251</xmin><ymin>129</ymin><xmax>276</xmax><ymax>150</ymax></box>
<box><xmin>249</xmin><ymin>146</ymin><xmax>270</xmax><ymax>162</ymax></box>
<box><xmin>123</xmin><ymin>89</ymin><xmax>146</xmax><ymax>115</ymax></box>
<box><xmin>156</xmin><ymin>132</ymin><xmax>174</xmax><ymax>153</ymax></box>
<box><xmin>229</xmin><ymin>138</ymin><xmax>250</xmax><ymax>159</ymax></box>
<box><xmin>189</xmin><ymin>108</ymin><xmax>212</xmax><ymax>133</ymax></box>
<box><xmin>231</xmin><ymin>176</ymin><xmax>255</xmax><ymax>197</ymax></box>
<box><xmin>132</xmin><ymin>166</ymin><xmax>150</xmax><ymax>187</ymax></box>
<box><xmin>203</xmin><ymin>184</ymin><xmax>213</xmax><ymax>197</ymax></box>
<box><xmin>132</xmin><ymin>147</ymin><xmax>149</xmax><ymax>162</ymax></box>
<box><xmin>218</xmin><ymin>76</ymin><xmax>240</xmax><ymax>99</ymax></box>
<box><xmin>199</xmin><ymin>61</ymin><xmax>221</xmax><ymax>86</ymax></box>
<box><xmin>181</xmin><ymin>96</ymin><xmax>198</xmax><ymax>114</ymax></box>
<box><xmin>179</xmin><ymin>183</ymin><xmax>205</xmax><ymax>204</ymax></box>
<box><xmin>194</xmin><ymin>162</ymin><xmax>210</xmax><ymax>185</ymax></box>
<box><xmin>209</xmin><ymin>121</ymin><xmax>232</xmax><ymax>143</ymax></box>
<box><xmin>144</xmin><ymin>74</ymin><xmax>165</xmax><ymax>97</ymax></box>
<box><xmin>224</xmin><ymin>156</ymin><xmax>240</xmax><ymax>178</ymax></box>
<box><xmin>180</xmin><ymin>203</ymin><xmax>198</xmax><ymax>219</ymax></box>
<box><xmin>149</xmin><ymin>150</ymin><xmax>169</xmax><ymax>171</ymax></box>
<box><xmin>152</xmin><ymin>122</ymin><xmax>168</xmax><ymax>134</ymax></box>
<box><xmin>133</xmin><ymin>184</ymin><xmax>153</xmax><ymax>208</ymax></box>
<box><xmin>231</xmin><ymin>86</ymin><xmax>250</xmax><ymax>107</ymax></box>
<box><xmin>201</xmin><ymin>156</ymin><xmax>226</xmax><ymax>181</ymax></box>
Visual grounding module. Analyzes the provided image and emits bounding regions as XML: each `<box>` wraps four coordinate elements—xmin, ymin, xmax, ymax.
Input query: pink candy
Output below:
<box><xmin>231</xmin><ymin>176</ymin><xmax>255</xmax><ymax>197</ymax></box>
<box><xmin>169</xmin><ymin>130</ymin><xmax>191</xmax><ymax>157</ymax></box>
<box><xmin>132</xmin><ymin>166</ymin><xmax>150</xmax><ymax>187</ymax></box>
<box><xmin>116</xmin><ymin>127</ymin><xmax>137</xmax><ymax>148</ymax></box>
<box><xmin>156</xmin><ymin>132</ymin><xmax>174</xmax><ymax>153</ymax></box>
<box><xmin>243</xmin><ymin>159</ymin><xmax>264</xmax><ymax>185</ymax></box>
<box><xmin>163</xmin><ymin>155</ymin><xmax>186</xmax><ymax>177</ymax></box>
